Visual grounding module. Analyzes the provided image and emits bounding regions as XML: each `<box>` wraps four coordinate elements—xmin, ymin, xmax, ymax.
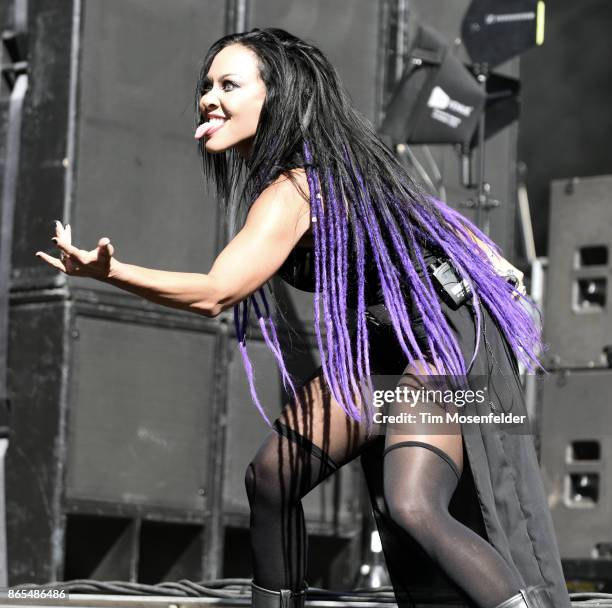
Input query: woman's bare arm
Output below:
<box><xmin>37</xmin><ymin>173</ymin><xmax>311</xmax><ymax>317</ymax></box>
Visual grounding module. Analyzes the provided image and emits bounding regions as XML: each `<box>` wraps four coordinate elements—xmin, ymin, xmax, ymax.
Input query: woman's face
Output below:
<box><xmin>198</xmin><ymin>44</ymin><xmax>266</xmax><ymax>158</ymax></box>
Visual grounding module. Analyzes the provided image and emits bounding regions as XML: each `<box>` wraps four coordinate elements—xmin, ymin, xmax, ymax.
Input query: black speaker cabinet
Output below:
<box><xmin>247</xmin><ymin>0</ymin><xmax>391</xmax><ymax>125</ymax></box>
<box><xmin>6</xmin><ymin>0</ymin><xmax>227</xmax><ymax>585</ymax></box>
<box><xmin>539</xmin><ymin>369</ymin><xmax>612</xmax><ymax>562</ymax></box>
<box><xmin>544</xmin><ymin>175</ymin><xmax>612</xmax><ymax>369</ymax></box>
<box><xmin>8</xmin><ymin>299</ymin><xmax>223</xmax><ymax>583</ymax></box>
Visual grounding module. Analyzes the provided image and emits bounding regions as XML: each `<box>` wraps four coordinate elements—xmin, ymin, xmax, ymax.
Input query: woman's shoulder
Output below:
<box><xmin>248</xmin><ymin>168</ymin><xmax>312</xmax><ymax>246</ymax></box>
<box><xmin>266</xmin><ymin>167</ymin><xmax>309</xmax><ymax>202</ymax></box>
<box><xmin>255</xmin><ymin>167</ymin><xmax>309</xmax><ymax>203</ymax></box>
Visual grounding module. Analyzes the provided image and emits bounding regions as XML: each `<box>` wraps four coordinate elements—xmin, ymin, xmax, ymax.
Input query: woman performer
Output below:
<box><xmin>36</xmin><ymin>28</ymin><xmax>569</xmax><ymax>608</ymax></box>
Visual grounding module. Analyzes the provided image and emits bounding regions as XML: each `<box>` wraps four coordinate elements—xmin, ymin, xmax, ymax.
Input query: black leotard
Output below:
<box><xmin>277</xmin><ymin>240</ymin><xmax>440</xmax><ymax>352</ymax></box>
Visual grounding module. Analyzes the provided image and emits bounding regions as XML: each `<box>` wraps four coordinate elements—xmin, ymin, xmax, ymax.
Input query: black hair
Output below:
<box><xmin>196</xmin><ymin>28</ymin><xmax>427</xmax><ymax>210</ymax></box>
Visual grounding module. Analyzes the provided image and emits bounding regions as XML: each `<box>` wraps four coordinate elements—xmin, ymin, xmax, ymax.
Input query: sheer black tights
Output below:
<box><xmin>383</xmin><ymin>441</ymin><xmax>522</xmax><ymax>608</ymax></box>
<box><xmin>244</xmin><ymin>366</ymin><xmax>522</xmax><ymax>607</ymax></box>
<box><xmin>245</xmin><ymin>368</ymin><xmax>368</xmax><ymax>592</ymax></box>
<box><xmin>244</xmin><ymin>421</ymin><xmax>339</xmax><ymax>592</ymax></box>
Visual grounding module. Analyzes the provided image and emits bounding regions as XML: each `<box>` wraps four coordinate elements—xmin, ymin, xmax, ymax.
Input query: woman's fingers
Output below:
<box><xmin>54</xmin><ymin>220</ymin><xmax>73</xmax><ymax>246</ymax></box>
<box><xmin>97</xmin><ymin>238</ymin><xmax>114</xmax><ymax>259</ymax></box>
<box><xmin>512</xmin><ymin>283</ymin><xmax>527</xmax><ymax>300</ymax></box>
<box><xmin>35</xmin><ymin>251</ymin><xmax>67</xmax><ymax>273</ymax></box>
<box><xmin>52</xmin><ymin>236</ymin><xmax>87</xmax><ymax>265</ymax></box>
<box><xmin>36</xmin><ymin>221</ymin><xmax>113</xmax><ymax>278</ymax></box>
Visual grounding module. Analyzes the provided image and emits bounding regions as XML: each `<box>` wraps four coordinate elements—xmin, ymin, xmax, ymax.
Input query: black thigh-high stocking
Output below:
<box><xmin>383</xmin><ymin>366</ymin><xmax>522</xmax><ymax>608</ymax></box>
<box><xmin>245</xmin><ymin>367</ymin><xmax>373</xmax><ymax>592</ymax></box>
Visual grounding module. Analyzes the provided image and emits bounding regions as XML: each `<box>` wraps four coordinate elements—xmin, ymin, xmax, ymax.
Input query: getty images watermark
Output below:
<box><xmin>358</xmin><ymin>373</ymin><xmax>532</xmax><ymax>435</ymax></box>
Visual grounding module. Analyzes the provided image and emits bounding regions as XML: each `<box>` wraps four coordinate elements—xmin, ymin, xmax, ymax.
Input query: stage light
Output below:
<box><xmin>461</xmin><ymin>0</ymin><xmax>546</xmax><ymax>67</ymax></box>
<box><xmin>379</xmin><ymin>23</ymin><xmax>486</xmax><ymax>148</ymax></box>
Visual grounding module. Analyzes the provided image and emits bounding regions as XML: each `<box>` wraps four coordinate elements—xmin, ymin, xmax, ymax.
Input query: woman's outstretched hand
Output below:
<box><xmin>35</xmin><ymin>220</ymin><xmax>116</xmax><ymax>280</ymax></box>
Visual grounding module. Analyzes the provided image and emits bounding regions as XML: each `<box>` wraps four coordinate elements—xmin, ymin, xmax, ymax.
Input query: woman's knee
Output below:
<box><xmin>382</xmin><ymin>442</ymin><xmax>460</xmax><ymax>534</ymax></box>
<box><xmin>245</xmin><ymin>455</ymin><xmax>283</xmax><ymax>507</ymax></box>
<box><xmin>384</xmin><ymin>491</ymin><xmax>435</xmax><ymax>534</ymax></box>
<box><xmin>244</xmin><ymin>442</ymin><xmax>303</xmax><ymax>509</ymax></box>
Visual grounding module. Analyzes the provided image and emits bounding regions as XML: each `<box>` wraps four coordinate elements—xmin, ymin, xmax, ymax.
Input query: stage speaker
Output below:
<box><xmin>247</xmin><ymin>0</ymin><xmax>391</xmax><ymax>125</ymax></box>
<box><xmin>539</xmin><ymin>369</ymin><xmax>612</xmax><ymax>560</ymax></box>
<box><xmin>13</xmin><ymin>0</ymin><xmax>220</xmax><ymax>277</ymax></box>
<box><xmin>7</xmin><ymin>299</ymin><xmax>224</xmax><ymax>583</ymax></box>
<box><xmin>6</xmin><ymin>0</ymin><xmax>228</xmax><ymax>585</ymax></box>
<box><xmin>544</xmin><ymin>175</ymin><xmax>612</xmax><ymax>369</ymax></box>
<box><xmin>66</xmin><ymin>315</ymin><xmax>216</xmax><ymax>510</ymax></box>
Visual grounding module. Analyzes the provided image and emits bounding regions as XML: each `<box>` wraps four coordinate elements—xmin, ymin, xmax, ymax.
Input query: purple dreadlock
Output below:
<box><xmin>197</xmin><ymin>28</ymin><xmax>545</xmax><ymax>426</ymax></box>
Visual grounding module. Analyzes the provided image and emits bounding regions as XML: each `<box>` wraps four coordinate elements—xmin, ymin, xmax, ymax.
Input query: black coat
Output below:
<box><xmin>360</xmin><ymin>298</ymin><xmax>571</xmax><ymax>608</ymax></box>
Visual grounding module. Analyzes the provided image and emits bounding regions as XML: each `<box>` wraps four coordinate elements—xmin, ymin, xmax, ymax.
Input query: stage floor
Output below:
<box><xmin>0</xmin><ymin>592</ymin><xmax>468</xmax><ymax>608</ymax></box>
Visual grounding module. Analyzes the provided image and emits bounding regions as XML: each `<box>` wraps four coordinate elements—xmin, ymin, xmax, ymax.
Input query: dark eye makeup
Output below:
<box><xmin>201</xmin><ymin>78</ymin><xmax>239</xmax><ymax>95</ymax></box>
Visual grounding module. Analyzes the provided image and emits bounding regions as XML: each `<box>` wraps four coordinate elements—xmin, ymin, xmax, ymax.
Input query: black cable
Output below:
<box><xmin>8</xmin><ymin>579</ymin><xmax>612</xmax><ymax>605</ymax></box>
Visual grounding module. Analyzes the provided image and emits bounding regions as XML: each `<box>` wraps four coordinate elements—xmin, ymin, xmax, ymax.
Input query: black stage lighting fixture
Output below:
<box><xmin>462</xmin><ymin>0</ymin><xmax>545</xmax><ymax>67</ymax></box>
<box><xmin>379</xmin><ymin>24</ymin><xmax>486</xmax><ymax>148</ymax></box>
